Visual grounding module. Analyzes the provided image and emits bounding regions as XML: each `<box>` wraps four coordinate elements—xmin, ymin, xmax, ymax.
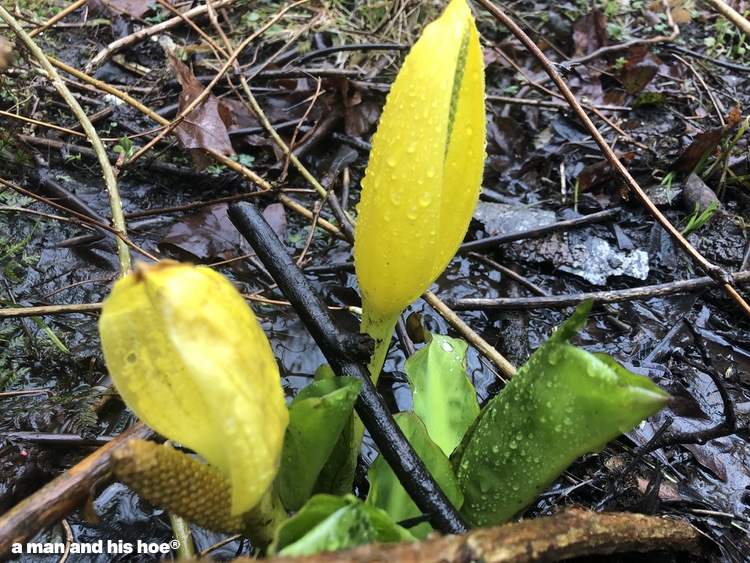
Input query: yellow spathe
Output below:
<box><xmin>99</xmin><ymin>261</ymin><xmax>289</xmax><ymax>515</ymax></box>
<box><xmin>354</xmin><ymin>0</ymin><xmax>485</xmax><ymax>378</ymax></box>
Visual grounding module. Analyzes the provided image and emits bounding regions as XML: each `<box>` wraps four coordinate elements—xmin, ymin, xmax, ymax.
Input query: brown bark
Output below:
<box><xmin>245</xmin><ymin>507</ymin><xmax>706</xmax><ymax>563</ymax></box>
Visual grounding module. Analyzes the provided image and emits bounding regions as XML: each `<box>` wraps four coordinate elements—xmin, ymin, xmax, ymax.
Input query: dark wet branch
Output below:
<box><xmin>593</xmin><ymin>316</ymin><xmax>744</xmax><ymax>510</ymax></box>
<box><xmin>291</xmin><ymin>43</ymin><xmax>410</xmax><ymax>65</ymax></box>
<box><xmin>635</xmin><ymin>321</ymin><xmax>741</xmax><ymax>457</ymax></box>
<box><xmin>227</xmin><ymin>201</ymin><xmax>468</xmax><ymax>535</ymax></box>
<box><xmin>458</xmin><ymin>208</ymin><xmax>620</xmax><ymax>253</ymax></box>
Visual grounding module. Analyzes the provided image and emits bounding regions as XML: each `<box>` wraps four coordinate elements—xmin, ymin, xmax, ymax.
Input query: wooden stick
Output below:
<box><xmin>254</xmin><ymin>507</ymin><xmax>706</xmax><ymax>563</ymax></box>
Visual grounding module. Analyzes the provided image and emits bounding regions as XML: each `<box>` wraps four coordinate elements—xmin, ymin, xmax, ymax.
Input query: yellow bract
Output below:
<box><xmin>354</xmin><ymin>0</ymin><xmax>485</xmax><ymax>379</ymax></box>
<box><xmin>99</xmin><ymin>261</ymin><xmax>289</xmax><ymax>515</ymax></box>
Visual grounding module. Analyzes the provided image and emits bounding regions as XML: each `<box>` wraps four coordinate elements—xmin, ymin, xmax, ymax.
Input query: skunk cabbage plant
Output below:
<box><xmin>99</xmin><ymin>261</ymin><xmax>289</xmax><ymax>516</ymax></box>
<box><xmin>354</xmin><ymin>0</ymin><xmax>485</xmax><ymax>380</ymax></box>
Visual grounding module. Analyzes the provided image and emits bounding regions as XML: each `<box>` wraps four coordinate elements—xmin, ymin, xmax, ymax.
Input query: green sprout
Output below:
<box><xmin>660</xmin><ymin>170</ymin><xmax>677</xmax><ymax>204</ymax></box>
<box><xmin>113</xmin><ymin>137</ymin><xmax>138</xmax><ymax>163</ymax></box>
<box><xmin>681</xmin><ymin>201</ymin><xmax>719</xmax><ymax>237</ymax></box>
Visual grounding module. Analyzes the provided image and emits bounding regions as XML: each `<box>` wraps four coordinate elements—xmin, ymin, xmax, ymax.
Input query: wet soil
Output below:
<box><xmin>1</xmin><ymin>0</ymin><xmax>750</xmax><ymax>561</ymax></box>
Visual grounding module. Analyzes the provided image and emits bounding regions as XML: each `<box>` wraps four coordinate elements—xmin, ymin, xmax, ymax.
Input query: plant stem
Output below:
<box><xmin>360</xmin><ymin>312</ymin><xmax>399</xmax><ymax>384</ymax></box>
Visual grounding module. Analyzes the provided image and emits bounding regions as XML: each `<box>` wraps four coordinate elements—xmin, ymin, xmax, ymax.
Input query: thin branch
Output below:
<box><xmin>0</xmin><ymin>303</ymin><xmax>102</xmax><ymax>319</ymax></box>
<box><xmin>424</xmin><ymin>291</ymin><xmax>516</xmax><ymax>377</ymax></box>
<box><xmin>703</xmin><ymin>0</ymin><xmax>750</xmax><ymax>37</ymax></box>
<box><xmin>0</xmin><ymin>423</ymin><xmax>154</xmax><ymax>555</ymax></box>
<box><xmin>459</xmin><ymin>208</ymin><xmax>620</xmax><ymax>253</ymax></box>
<box><xmin>635</xmin><ymin>320</ymin><xmax>741</xmax><ymax>456</ymax></box>
<box><xmin>127</xmin><ymin>0</ymin><xmax>310</xmax><ymax>166</ymax></box>
<box><xmin>28</xmin><ymin>0</ymin><xmax>86</xmax><ymax>38</ymax></box>
<box><xmin>449</xmin><ymin>270</ymin><xmax>750</xmax><ymax>310</ymax></box>
<box><xmin>256</xmin><ymin>507</ymin><xmax>704</xmax><ymax>563</ymax></box>
<box><xmin>85</xmin><ymin>0</ymin><xmax>237</xmax><ymax>72</ymax></box>
<box><xmin>239</xmin><ymin>79</ymin><xmax>329</xmax><ymax>199</ymax></box>
<box><xmin>42</xmin><ymin>50</ymin><xmax>342</xmax><ymax>237</ymax></box>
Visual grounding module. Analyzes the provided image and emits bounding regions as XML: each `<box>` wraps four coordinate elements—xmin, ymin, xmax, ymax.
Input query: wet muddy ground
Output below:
<box><xmin>1</xmin><ymin>0</ymin><xmax>750</xmax><ymax>561</ymax></box>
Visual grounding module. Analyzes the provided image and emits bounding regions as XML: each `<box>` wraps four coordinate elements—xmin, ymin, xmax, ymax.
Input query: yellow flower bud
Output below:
<box><xmin>99</xmin><ymin>261</ymin><xmax>289</xmax><ymax>515</ymax></box>
<box><xmin>354</xmin><ymin>0</ymin><xmax>485</xmax><ymax>378</ymax></box>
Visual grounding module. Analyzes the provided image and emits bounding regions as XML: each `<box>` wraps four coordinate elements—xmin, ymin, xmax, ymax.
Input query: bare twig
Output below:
<box><xmin>703</xmin><ymin>0</ymin><xmax>750</xmax><ymax>37</ymax></box>
<box><xmin>0</xmin><ymin>177</ymin><xmax>156</xmax><ymax>260</ymax></box>
<box><xmin>0</xmin><ymin>109</ymin><xmax>86</xmax><ymax>137</ymax></box>
<box><xmin>85</xmin><ymin>0</ymin><xmax>236</xmax><ymax>72</ymax></box>
<box><xmin>424</xmin><ymin>291</ymin><xmax>517</xmax><ymax>377</ymax></box>
<box><xmin>672</xmin><ymin>54</ymin><xmax>725</xmax><ymax>125</ymax></box>
<box><xmin>27</xmin><ymin>0</ymin><xmax>87</xmax><ymax>38</ymax></box>
<box><xmin>0</xmin><ymin>303</ymin><xmax>102</xmax><ymax>320</ymax></box>
<box><xmin>459</xmin><ymin>208</ymin><xmax>620</xmax><ymax>252</ymax></box>
<box><xmin>635</xmin><ymin>320</ymin><xmax>741</xmax><ymax>456</ymax></box>
<box><xmin>239</xmin><ymin>78</ymin><xmax>329</xmax><ymax>199</ymax></box>
<box><xmin>487</xmin><ymin>94</ymin><xmax>630</xmax><ymax>111</ymax></box>
<box><xmin>127</xmin><ymin>1</ymin><xmax>309</xmax><ymax>165</ymax></box>
<box><xmin>0</xmin><ymin>423</ymin><xmax>154</xmax><ymax>556</ymax></box>
<box><xmin>449</xmin><ymin>270</ymin><xmax>750</xmax><ymax>310</ymax></box>
<box><xmin>39</xmin><ymin>29</ymin><xmax>342</xmax><ymax>238</ymax></box>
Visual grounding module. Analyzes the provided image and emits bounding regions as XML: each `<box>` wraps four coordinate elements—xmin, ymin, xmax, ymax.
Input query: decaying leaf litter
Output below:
<box><xmin>0</xmin><ymin>0</ymin><xmax>749</xmax><ymax>560</ymax></box>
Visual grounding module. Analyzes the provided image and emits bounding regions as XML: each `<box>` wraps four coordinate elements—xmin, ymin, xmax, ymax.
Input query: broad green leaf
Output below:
<box><xmin>453</xmin><ymin>301</ymin><xmax>670</xmax><ymax>526</ymax></box>
<box><xmin>271</xmin><ymin>494</ymin><xmax>415</xmax><ymax>556</ymax></box>
<box><xmin>366</xmin><ymin>412</ymin><xmax>463</xmax><ymax>539</ymax></box>
<box><xmin>310</xmin><ymin>365</ymin><xmax>359</xmax><ymax>497</ymax></box>
<box><xmin>405</xmin><ymin>333</ymin><xmax>479</xmax><ymax>455</ymax></box>
<box><xmin>312</xmin><ymin>410</ymin><xmax>359</xmax><ymax>498</ymax></box>
<box><xmin>354</xmin><ymin>0</ymin><xmax>486</xmax><ymax>380</ymax></box>
<box><xmin>276</xmin><ymin>376</ymin><xmax>362</xmax><ymax>511</ymax></box>
<box><xmin>99</xmin><ymin>261</ymin><xmax>288</xmax><ymax>515</ymax></box>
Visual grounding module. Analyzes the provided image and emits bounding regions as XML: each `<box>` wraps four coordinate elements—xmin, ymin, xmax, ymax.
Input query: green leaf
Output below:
<box><xmin>547</xmin><ymin>298</ymin><xmax>591</xmax><ymax>344</ymax></box>
<box><xmin>405</xmin><ymin>333</ymin><xmax>479</xmax><ymax>455</ymax></box>
<box><xmin>276</xmin><ymin>377</ymin><xmax>362</xmax><ymax>511</ymax></box>
<box><xmin>309</xmin><ymin>365</ymin><xmax>359</xmax><ymax>497</ymax></box>
<box><xmin>453</xmin><ymin>301</ymin><xmax>670</xmax><ymax>526</ymax></box>
<box><xmin>27</xmin><ymin>315</ymin><xmax>70</xmax><ymax>354</ymax></box>
<box><xmin>271</xmin><ymin>494</ymin><xmax>415</xmax><ymax>556</ymax></box>
<box><xmin>366</xmin><ymin>412</ymin><xmax>463</xmax><ymax>539</ymax></box>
